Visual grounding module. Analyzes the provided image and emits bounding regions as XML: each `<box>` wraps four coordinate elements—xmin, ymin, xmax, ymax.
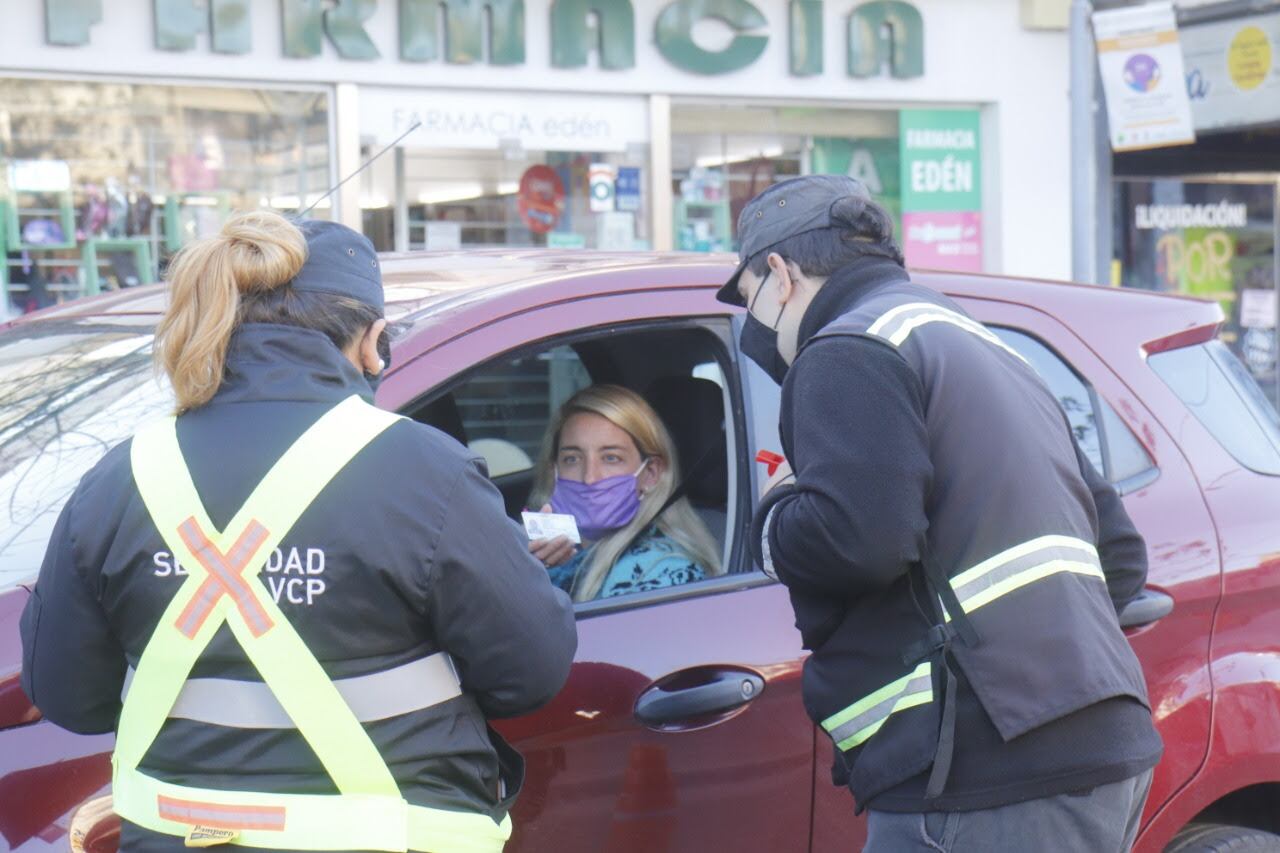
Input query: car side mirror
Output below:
<box><xmin>1118</xmin><ymin>588</ymin><xmax>1174</xmax><ymax>629</ymax></box>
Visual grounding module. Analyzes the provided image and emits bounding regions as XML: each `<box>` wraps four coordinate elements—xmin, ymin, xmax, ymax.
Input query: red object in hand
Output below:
<box><xmin>755</xmin><ymin>450</ymin><xmax>785</xmax><ymax>477</ymax></box>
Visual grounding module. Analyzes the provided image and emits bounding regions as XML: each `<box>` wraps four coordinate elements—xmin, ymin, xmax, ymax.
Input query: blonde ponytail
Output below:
<box><xmin>155</xmin><ymin>211</ymin><xmax>308</xmax><ymax>412</ymax></box>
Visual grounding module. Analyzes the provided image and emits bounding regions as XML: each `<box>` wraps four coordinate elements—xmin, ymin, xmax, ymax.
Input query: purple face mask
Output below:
<box><xmin>550</xmin><ymin>461</ymin><xmax>648</xmax><ymax>542</ymax></box>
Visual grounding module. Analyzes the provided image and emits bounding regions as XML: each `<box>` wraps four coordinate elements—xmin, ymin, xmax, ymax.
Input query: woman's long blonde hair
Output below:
<box><xmin>532</xmin><ymin>385</ymin><xmax>724</xmax><ymax>602</ymax></box>
<box><xmin>155</xmin><ymin>211</ymin><xmax>308</xmax><ymax>412</ymax></box>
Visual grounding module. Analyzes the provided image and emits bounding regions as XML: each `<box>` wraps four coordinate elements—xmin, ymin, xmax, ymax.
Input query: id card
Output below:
<box><xmin>522</xmin><ymin>511</ymin><xmax>582</xmax><ymax>545</ymax></box>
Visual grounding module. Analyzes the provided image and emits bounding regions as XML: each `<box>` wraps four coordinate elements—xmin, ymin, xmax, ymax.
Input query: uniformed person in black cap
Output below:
<box><xmin>21</xmin><ymin>211</ymin><xmax>576</xmax><ymax>852</ymax></box>
<box><xmin>720</xmin><ymin>175</ymin><xmax>1161</xmax><ymax>852</ymax></box>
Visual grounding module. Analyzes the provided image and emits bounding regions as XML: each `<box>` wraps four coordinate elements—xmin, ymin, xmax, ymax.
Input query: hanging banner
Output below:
<box><xmin>1181</xmin><ymin>11</ymin><xmax>1280</xmax><ymax>133</ymax></box>
<box><xmin>898</xmin><ymin>110</ymin><xmax>983</xmax><ymax>273</ymax></box>
<box><xmin>1093</xmin><ymin>2</ymin><xmax>1196</xmax><ymax>151</ymax></box>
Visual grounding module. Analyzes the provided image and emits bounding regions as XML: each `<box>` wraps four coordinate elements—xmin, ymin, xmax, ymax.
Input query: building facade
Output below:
<box><xmin>1</xmin><ymin>0</ymin><xmax>1075</xmax><ymax>315</ymax></box>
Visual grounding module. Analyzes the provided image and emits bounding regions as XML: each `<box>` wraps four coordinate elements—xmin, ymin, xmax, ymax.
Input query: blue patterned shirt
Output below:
<box><xmin>548</xmin><ymin>526</ymin><xmax>708</xmax><ymax>599</ymax></box>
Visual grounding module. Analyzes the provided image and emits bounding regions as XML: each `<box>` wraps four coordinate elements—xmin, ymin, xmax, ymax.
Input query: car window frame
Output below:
<box><xmin>991</xmin><ymin>325</ymin><xmax>1161</xmax><ymax>497</ymax></box>
<box><xmin>398</xmin><ymin>315</ymin><xmax>764</xmax><ymax>619</ymax></box>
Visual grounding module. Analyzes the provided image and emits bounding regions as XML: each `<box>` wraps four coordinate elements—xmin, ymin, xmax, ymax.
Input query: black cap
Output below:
<box><xmin>715</xmin><ymin>174</ymin><xmax>874</xmax><ymax>306</ymax></box>
<box><xmin>292</xmin><ymin>219</ymin><xmax>384</xmax><ymax>314</ymax></box>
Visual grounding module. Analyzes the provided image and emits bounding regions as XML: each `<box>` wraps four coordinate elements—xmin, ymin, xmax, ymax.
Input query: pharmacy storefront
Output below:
<box><xmin>3</xmin><ymin>0</ymin><xmax>1074</xmax><ymax>314</ymax></box>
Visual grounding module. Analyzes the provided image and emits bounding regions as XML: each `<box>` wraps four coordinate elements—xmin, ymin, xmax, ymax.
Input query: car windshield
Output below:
<box><xmin>0</xmin><ymin>317</ymin><xmax>171</xmax><ymax>589</ymax></box>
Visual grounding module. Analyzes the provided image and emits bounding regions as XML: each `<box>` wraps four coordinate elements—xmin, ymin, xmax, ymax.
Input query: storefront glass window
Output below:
<box><xmin>671</xmin><ymin>103</ymin><xmax>987</xmax><ymax>274</ymax></box>
<box><xmin>1113</xmin><ymin>179</ymin><xmax>1279</xmax><ymax>409</ymax></box>
<box><xmin>671</xmin><ymin>104</ymin><xmax>899</xmax><ymax>253</ymax></box>
<box><xmin>361</xmin><ymin>146</ymin><xmax>651</xmax><ymax>253</ymax></box>
<box><xmin>0</xmin><ymin>78</ymin><xmax>331</xmax><ymax>315</ymax></box>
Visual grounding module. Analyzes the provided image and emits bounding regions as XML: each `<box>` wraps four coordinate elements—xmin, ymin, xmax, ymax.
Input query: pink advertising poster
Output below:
<box><xmin>902</xmin><ymin>211</ymin><xmax>983</xmax><ymax>272</ymax></box>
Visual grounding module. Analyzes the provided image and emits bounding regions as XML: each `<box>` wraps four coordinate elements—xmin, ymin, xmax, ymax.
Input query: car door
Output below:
<box><xmin>382</xmin><ymin>289</ymin><xmax>813</xmax><ymax>853</ymax></box>
<box><xmin>733</xmin><ymin>319</ymin><xmax>874</xmax><ymax>852</ymax></box>
<box><xmin>1141</xmin><ymin>335</ymin><xmax>1280</xmax><ymax>846</ymax></box>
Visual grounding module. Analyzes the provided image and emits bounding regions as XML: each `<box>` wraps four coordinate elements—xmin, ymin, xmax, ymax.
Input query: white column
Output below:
<box><xmin>1069</xmin><ymin>0</ymin><xmax>1099</xmax><ymax>284</ymax></box>
<box><xmin>981</xmin><ymin>103</ymin><xmax>1003</xmax><ymax>275</ymax></box>
<box><xmin>394</xmin><ymin>147</ymin><xmax>409</xmax><ymax>252</ymax></box>
<box><xmin>334</xmin><ymin>83</ymin><xmax>363</xmax><ymax>232</ymax></box>
<box><xmin>649</xmin><ymin>94</ymin><xmax>673</xmax><ymax>252</ymax></box>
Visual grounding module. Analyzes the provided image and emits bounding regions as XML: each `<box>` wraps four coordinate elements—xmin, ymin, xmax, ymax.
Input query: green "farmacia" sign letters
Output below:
<box><xmin>45</xmin><ymin>0</ymin><xmax>924</xmax><ymax>79</ymax></box>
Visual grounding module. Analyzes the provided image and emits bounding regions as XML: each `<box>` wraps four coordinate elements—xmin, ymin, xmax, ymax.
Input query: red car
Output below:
<box><xmin>2</xmin><ymin>252</ymin><xmax>1280</xmax><ymax>853</ymax></box>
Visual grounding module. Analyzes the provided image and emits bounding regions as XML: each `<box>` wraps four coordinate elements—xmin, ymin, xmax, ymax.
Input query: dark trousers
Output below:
<box><xmin>864</xmin><ymin>769</ymin><xmax>1154</xmax><ymax>853</ymax></box>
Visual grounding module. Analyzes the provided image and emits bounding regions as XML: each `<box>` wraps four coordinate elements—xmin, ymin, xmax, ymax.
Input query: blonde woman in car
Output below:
<box><xmin>527</xmin><ymin>384</ymin><xmax>722</xmax><ymax>602</ymax></box>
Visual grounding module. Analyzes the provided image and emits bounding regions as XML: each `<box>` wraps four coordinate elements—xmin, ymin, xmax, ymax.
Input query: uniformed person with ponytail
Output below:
<box><xmin>21</xmin><ymin>212</ymin><xmax>577</xmax><ymax>852</ymax></box>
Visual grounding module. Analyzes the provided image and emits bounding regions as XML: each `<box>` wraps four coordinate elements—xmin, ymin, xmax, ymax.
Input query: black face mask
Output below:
<box><xmin>739</xmin><ymin>272</ymin><xmax>790</xmax><ymax>385</ymax></box>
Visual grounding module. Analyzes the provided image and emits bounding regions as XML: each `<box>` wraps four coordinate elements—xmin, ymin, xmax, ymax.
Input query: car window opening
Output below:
<box><xmin>405</xmin><ymin>324</ymin><xmax>738</xmax><ymax>606</ymax></box>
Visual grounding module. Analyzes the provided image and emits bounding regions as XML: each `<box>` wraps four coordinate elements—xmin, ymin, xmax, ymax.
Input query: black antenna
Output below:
<box><xmin>298</xmin><ymin>120</ymin><xmax>423</xmax><ymax>218</ymax></box>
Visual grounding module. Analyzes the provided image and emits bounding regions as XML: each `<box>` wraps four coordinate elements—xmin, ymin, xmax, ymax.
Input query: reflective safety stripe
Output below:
<box><xmin>821</xmin><ymin>662</ymin><xmax>933</xmax><ymax>752</ymax></box>
<box><xmin>176</xmin><ymin>519</ymin><xmax>274</xmax><ymax>638</ymax></box>
<box><xmin>121</xmin><ymin>653</ymin><xmax>463</xmax><ymax>729</ymax></box>
<box><xmin>114</xmin><ymin>766</ymin><xmax>512</xmax><ymax>853</ymax></box>
<box><xmin>866</xmin><ymin>301</ymin><xmax>1030</xmax><ymax>365</ymax></box>
<box><xmin>818</xmin><ymin>537</ymin><xmax>1107</xmax><ymax>754</ymax></box>
<box><xmin>156</xmin><ymin>796</ymin><xmax>286</xmax><ymax>832</ymax></box>
<box><xmin>945</xmin><ymin>535</ymin><xmax>1105</xmax><ymax>621</ymax></box>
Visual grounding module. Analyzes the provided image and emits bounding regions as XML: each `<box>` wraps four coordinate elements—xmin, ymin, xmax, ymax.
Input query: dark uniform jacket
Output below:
<box><xmin>21</xmin><ymin>323</ymin><xmax>578</xmax><ymax>850</ymax></box>
<box><xmin>753</xmin><ymin>256</ymin><xmax>1162</xmax><ymax>813</ymax></box>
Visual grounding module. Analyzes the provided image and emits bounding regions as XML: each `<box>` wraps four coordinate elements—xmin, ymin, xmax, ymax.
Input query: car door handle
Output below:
<box><xmin>1118</xmin><ymin>588</ymin><xmax>1174</xmax><ymax>629</ymax></box>
<box><xmin>634</xmin><ymin>672</ymin><xmax>765</xmax><ymax>726</ymax></box>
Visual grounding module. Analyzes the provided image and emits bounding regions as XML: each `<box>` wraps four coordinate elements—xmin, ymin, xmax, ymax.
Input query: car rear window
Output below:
<box><xmin>993</xmin><ymin>327</ymin><xmax>1156</xmax><ymax>490</ymax></box>
<box><xmin>0</xmin><ymin>318</ymin><xmax>170</xmax><ymax>589</ymax></box>
<box><xmin>1149</xmin><ymin>340</ymin><xmax>1280</xmax><ymax>476</ymax></box>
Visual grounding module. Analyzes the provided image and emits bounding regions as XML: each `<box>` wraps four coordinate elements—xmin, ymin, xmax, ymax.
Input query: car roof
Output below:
<box><xmin>914</xmin><ymin>269</ymin><xmax>1223</xmax><ymax>350</ymax></box>
<box><xmin>5</xmin><ymin>249</ymin><xmax>1221</xmax><ymax>348</ymax></box>
<box><xmin>6</xmin><ymin>250</ymin><xmax>728</xmax><ymax>323</ymax></box>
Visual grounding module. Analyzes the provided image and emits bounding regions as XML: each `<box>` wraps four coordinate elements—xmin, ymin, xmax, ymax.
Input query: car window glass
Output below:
<box><xmin>1150</xmin><ymin>341</ymin><xmax>1280</xmax><ymax>476</ymax></box>
<box><xmin>1097</xmin><ymin>400</ymin><xmax>1153</xmax><ymax>483</ymax></box>
<box><xmin>692</xmin><ymin>360</ymin><xmax>726</xmax><ymax>389</ymax></box>
<box><xmin>408</xmin><ymin>325</ymin><xmax>737</xmax><ymax>607</ymax></box>
<box><xmin>444</xmin><ymin>345</ymin><xmax>591</xmax><ymax>477</ymax></box>
<box><xmin>733</xmin><ymin>316</ymin><xmax>784</xmax><ymax>506</ymax></box>
<box><xmin>993</xmin><ymin>327</ymin><xmax>1155</xmax><ymax>483</ymax></box>
<box><xmin>0</xmin><ymin>320</ymin><xmax>172</xmax><ymax>587</ymax></box>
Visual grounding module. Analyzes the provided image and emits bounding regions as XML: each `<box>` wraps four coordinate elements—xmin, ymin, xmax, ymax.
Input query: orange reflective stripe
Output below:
<box><xmin>174</xmin><ymin>518</ymin><xmax>273</xmax><ymax>639</ymax></box>
<box><xmin>156</xmin><ymin>795</ymin><xmax>287</xmax><ymax>831</ymax></box>
<box><xmin>174</xmin><ymin>575</ymin><xmax>224</xmax><ymax>639</ymax></box>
